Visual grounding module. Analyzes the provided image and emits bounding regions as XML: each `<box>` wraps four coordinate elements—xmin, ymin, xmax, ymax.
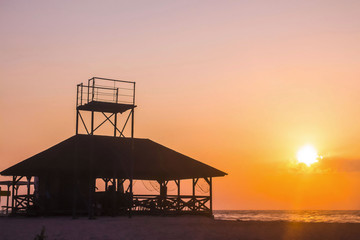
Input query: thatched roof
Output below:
<box><xmin>1</xmin><ymin>135</ymin><xmax>226</xmax><ymax>180</ymax></box>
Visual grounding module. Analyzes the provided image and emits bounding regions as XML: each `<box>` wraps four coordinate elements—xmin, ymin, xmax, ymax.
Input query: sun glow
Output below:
<box><xmin>296</xmin><ymin>145</ymin><xmax>319</xmax><ymax>166</ymax></box>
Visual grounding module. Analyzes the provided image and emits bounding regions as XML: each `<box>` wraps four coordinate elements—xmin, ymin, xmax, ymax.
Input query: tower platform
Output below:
<box><xmin>77</xmin><ymin>101</ymin><xmax>136</xmax><ymax>114</ymax></box>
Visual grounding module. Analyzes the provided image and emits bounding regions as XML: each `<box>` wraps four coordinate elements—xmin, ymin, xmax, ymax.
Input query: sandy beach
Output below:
<box><xmin>1</xmin><ymin>216</ymin><xmax>360</xmax><ymax>240</ymax></box>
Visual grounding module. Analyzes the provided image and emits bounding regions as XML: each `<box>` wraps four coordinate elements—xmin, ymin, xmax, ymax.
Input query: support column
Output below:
<box><xmin>104</xmin><ymin>178</ymin><xmax>109</xmax><ymax>191</ymax></box>
<box><xmin>114</xmin><ymin>87</ymin><xmax>118</xmax><ymax>137</ymax></box>
<box><xmin>76</xmin><ymin>110</ymin><xmax>79</xmax><ymax>135</ymax></box>
<box><xmin>26</xmin><ymin>176</ymin><xmax>31</xmax><ymax>210</ymax></box>
<box><xmin>6</xmin><ymin>184</ymin><xmax>10</xmax><ymax>215</ymax></box>
<box><xmin>209</xmin><ymin>177</ymin><xmax>213</xmax><ymax>216</ymax></box>
<box><xmin>114</xmin><ymin>113</ymin><xmax>117</xmax><ymax>137</ymax></box>
<box><xmin>91</xmin><ymin>111</ymin><xmax>94</xmax><ymax>135</ymax></box>
<box><xmin>176</xmin><ymin>180</ymin><xmax>181</xmax><ymax>212</ymax></box>
<box><xmin>112</xmin><ymin>178</ymin><xmax>117</xmax><ymax>216</ymax></box>
<box><xmin>76</xmin><ymin>85</ymin><xmax>79</xmax><ymax>135</ymax></box>
<box><xmin>158</xmin><ymin>181</ymin><xmax>168</xmax><ymax>212</ymax></box>
<box><xmin>192</xmin><ymin>178</ymin><xmax>196</xmax><ymax>211</ymax></box>
<box><xmin>129</xmin><ymin>108</ymin><xmax>135</xmax><ymax>217</ymax></box>
<box><xmin>131</xmin><ymin>109</ymin><xmax>134</xmax><ymax>138</ymax></box>
<box><xmin>11</xmin><ymin>176</ymin><xmax>15</xmax><ymax>214</ymax></box>
<box><xmin>177</xmin><ymin>180</ymin><xmax>180</xmax><ymax>197</ymax></box>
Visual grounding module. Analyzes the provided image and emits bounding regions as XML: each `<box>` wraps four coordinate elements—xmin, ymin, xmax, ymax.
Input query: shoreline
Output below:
<box><xmin>1</xmin><ymin>215</ymin><xmax>360</xmax><ymax>240</ymax></box>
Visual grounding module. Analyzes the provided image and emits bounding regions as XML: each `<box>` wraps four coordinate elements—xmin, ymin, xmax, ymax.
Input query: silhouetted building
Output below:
<box><xmin>0</xmin><ymin>77</ymin><xmax>227</xmax><ymax>218</ymax></box>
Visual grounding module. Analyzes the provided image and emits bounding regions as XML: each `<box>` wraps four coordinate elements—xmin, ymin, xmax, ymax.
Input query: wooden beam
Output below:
<box><xmin>11</xmin><ymin>176</ymin><xmax>16</xmax><ymax>214</ymax></box>
<box><xmin>26</xmin><ymin>176</ymin><xmax>31</xmax><ymax>210</ymax></box>
<box><xmin>91</xmin><ymin>111</ymin><xmax>94</xmax><ymax>135</ymax></box>
<box><xmin>114</xmin><ymin>113</ymin><xmax>117</xmax><ymax>137</ymax></box>
<box><xmin>6</xmin><ymin>184</ymin><xmax>10</xmax><ymax>214</ymax></box>
<box><xmin>210</xmin><ymin>177</ymin><xmax>213</xmax><ymax>215</ymax></box>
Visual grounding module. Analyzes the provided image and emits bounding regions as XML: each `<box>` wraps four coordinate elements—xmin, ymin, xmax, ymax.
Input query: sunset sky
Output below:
<box><xmin>1</xmin><ymin>1</ymin><xmax>360</xmax><ymax>210</ymax></box>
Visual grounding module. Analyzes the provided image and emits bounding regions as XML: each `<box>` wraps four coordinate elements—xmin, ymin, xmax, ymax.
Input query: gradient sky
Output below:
<box><xmin>1</xmin><ymin>0</ymin><xmax>360</xmax><ymax>210</ymax></box>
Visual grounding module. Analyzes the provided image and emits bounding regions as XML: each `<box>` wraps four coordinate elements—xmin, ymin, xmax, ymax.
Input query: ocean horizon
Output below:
<box><xmin>214</xmin><ymin>210</ymin><xmax>360</xmax><ymax>223</ymax></box>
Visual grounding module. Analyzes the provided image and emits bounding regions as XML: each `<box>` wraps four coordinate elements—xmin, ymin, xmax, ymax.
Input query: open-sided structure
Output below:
<box><xmin>1</xmin><ymin>77</ymin><xmax>227</xmax><ymax>218</ymax></box>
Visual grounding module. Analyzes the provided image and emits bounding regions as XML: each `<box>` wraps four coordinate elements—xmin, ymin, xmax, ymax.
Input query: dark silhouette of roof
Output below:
<box><xmin>1</xmin><ymin>135</ymin><xmax>227</xmax><ymax>180</ymax></box>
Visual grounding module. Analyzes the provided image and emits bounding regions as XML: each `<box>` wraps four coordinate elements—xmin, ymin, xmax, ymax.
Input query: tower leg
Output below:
<box><xmin>91</xmin><ymin>111</ymin><xmax>94</xmax><ymax>135</ymax></box>
<box><xmin>76</xmin><ymin>110</ymin><xmax>79</xmax><ymax>135</ymax></box>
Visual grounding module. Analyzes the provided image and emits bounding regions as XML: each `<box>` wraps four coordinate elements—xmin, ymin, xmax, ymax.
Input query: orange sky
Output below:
<box><xmin>1</xmin><ymin>1</ymin><xmax>360</xmax><ymax>210</ymax></box>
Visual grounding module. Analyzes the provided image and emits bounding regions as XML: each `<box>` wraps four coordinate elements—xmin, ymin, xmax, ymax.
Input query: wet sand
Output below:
<box><xmin>1</xmin><ymin>216</ymin><xmax>360</xmax><ymax>240</ymax></box>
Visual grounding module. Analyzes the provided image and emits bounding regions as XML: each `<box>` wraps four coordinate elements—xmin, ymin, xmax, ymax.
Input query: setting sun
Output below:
<box><xmin>296</xmin><ymin>145</ymin><xmax>320</xmax><ymax>166</ymax></box>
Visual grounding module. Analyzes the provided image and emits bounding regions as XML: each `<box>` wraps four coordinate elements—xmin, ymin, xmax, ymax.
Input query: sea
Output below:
<box><xmin>213</xmin><ymin>210</ymin><xmax>360</xmax><ymax>223</ymax></box>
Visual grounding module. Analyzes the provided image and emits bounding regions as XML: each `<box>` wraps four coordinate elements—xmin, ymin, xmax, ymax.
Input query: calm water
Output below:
<box><xmin>213</xmin><ymin>210</ymin><xmax>360</xmax><ymax>223</ymax></box>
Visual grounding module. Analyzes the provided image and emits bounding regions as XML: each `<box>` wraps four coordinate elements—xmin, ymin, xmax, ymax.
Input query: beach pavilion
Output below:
<box><xmin>0</xmin><ymin>78</ymin><xmax>227</xmax><ymax>218</ymax></box>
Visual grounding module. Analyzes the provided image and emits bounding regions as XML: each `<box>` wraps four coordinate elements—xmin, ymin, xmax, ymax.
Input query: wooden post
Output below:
<box><xmin>209</xmin><ymin>177</ymin><xmax>213</xmax><ymax>216</ymax></box>
<box><xmin>192</xmin><ymin>178</ymin><xmax>195</xmax><ymax>211</ymax></box>
<box><xmin>76</xmin><ymin>84</ymin><xmax>79</xmax><ymax>135</ymax></box>
<box><xmin>11</xmin><ymin>176</ymin><xmax>15</xmax><ymax>214</ymax></box>
<box><xmin>129</xmin><ymin>107</ymin><xmax>135</xmax><ymax>217</ymax></box>
<box><xmin>6</xmin><ymin>184</ymin><xmax>10</xmax><ymax>215</ymax></box>
<box><xmin>26</xmin><ymin>176</ymin><xmax>31</xmax><ymax>210</ymax></box>
<box><xmin>75</xmin><ymin>110</ymin><xmax>79</xmax><ymax>135</ymax></box>
<box><xmin>114</xmin><ymin>113</ymin><xmax>117</xmax><ymax>137</ymax></box>
<box><xmin>114</xmin><ymin>87</ymin><xmax>118</xmax><ymax>137</ymax></box>
<box><xmin>92</xmin><ymin>78</ymin><xmax>95</xmax><ymax>101</ymax></box>
<box><xmin>176</xmin><ymin>180</ymin><xmax>181</xmax><ymax>212</ymax></box>
<box><xmin>91</xmin><ymin>111</ymin><xmax>94</xmax><ymax>135</ymax></box>
<box><xmin>177</xmin><ymin>180</ymin><xmax>180</xmax><ymax>197</ymax></box>
<box><xmin>104</xmin><ymin>178</ymin><xmax>109</xmax><ymax>191</ymax></box>
<box><xmin>112</xmin><ymin>178</ymin><xmax>116</xmax><ymax>216</ymax></box>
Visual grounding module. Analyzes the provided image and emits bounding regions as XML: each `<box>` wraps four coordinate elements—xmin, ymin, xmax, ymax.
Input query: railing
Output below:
<box><xmin>133</xmin><ymin>195</ymin><xmax>211</xmax><ymax>213</ymax></box>
<box><xmin>94</xmin><ymin>192</ymin><xmax>210</xmax><ymax>215</ymax></box>
<box><xmin>76</xmin><ymin>77</ymin><xmax>135</xmax><ymax>107</ymax></box>
<box><xmin>13</xmin><ymin>194</ymin><xmax>35</xmax><ymax>214</ymax></box>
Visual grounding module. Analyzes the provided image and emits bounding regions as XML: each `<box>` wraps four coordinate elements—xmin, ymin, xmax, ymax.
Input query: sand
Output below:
<box><xmin>1</xmin><ymin>216</ymin><xmax>360</xmax><ymax>240</ymax></box>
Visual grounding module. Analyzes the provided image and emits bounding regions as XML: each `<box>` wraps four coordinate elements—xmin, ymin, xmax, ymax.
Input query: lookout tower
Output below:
<box><xmin>76</xmin><ymin>77</ymin><xmax>136</xmax><ymax>137</ymax></box>
<box><xmin>75</xmin><ymin>77</ymin><xmax>136</xmax><ymax>217</ymax></box>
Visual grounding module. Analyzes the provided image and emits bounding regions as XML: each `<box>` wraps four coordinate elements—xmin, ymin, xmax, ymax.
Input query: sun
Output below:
<box><xmin>296</xmin><ymin>145</ymin><xmax>320</xmax><ymax>166</ymax></box>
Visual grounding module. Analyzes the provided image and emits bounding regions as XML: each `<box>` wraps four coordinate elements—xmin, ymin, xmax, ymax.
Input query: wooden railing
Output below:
<box><xmin>13</xmin><ymin>194</ymin><xmax>35</xmax><ymax>213</ymax></box>
<box><xmin>133</xmin><ymin>195</ymin><xmax>211</xmax><ymax>214</ymax></box>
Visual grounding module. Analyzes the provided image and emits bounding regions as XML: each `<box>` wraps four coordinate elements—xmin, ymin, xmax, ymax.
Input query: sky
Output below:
<box><xmin>1</xmin><ymin>0</ymin><xmax>360</xmax><ymax>210</ymax></box>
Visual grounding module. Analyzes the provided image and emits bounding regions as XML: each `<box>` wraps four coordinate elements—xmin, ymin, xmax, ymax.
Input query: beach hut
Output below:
<box><xmin>0</xmin><ymin>77</ymin><xmax>227</xmax><ymax>218</ymax></box>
